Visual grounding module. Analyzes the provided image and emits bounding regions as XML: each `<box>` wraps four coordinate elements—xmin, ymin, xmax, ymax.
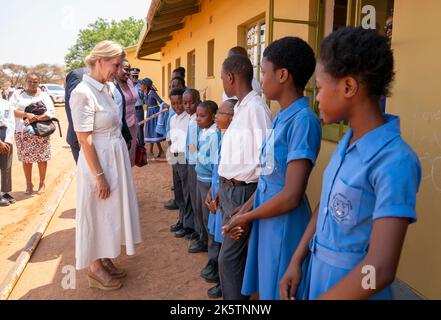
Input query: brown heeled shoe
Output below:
<box><xmin>87</xmin><ymin>272</ymin><xmax>122</xmax><ymax>291</ymax></box>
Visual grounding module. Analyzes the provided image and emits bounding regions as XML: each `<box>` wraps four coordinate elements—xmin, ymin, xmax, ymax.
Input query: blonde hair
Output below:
<box><xmin>84</xmin><ymin>40</ymin><xmax>126</xmax><ymax>69</ymax></box>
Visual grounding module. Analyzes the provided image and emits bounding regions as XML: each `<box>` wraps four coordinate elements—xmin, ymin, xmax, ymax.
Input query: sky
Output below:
<box><xmin>0</xmin><ymin>0</ymin><xmax>151</xmax><ymax>66</ymax></box>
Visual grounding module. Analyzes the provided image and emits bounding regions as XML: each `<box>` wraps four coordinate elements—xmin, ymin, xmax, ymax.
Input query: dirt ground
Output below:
<box><xmin>0</xmin><ymin>106</ymin><xmax>75</xmax><ymax>283</ymax></box>
<box><xmin>5</xmin><ymin>120</ymin><xmax>217</xmax><ymax>299</ymax></box>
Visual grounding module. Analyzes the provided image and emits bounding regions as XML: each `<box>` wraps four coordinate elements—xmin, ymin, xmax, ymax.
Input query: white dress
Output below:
<box><xmin>70</xmin><ymin>74</ymin><xmax>142</xmax><ymax>270</ymax></box>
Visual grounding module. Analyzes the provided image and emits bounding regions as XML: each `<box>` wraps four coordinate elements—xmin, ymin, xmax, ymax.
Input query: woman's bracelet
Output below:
<box><xmin>96</xmin><ymin>171</ymin><xmax>105</xmax><ymax>177</ymax></box>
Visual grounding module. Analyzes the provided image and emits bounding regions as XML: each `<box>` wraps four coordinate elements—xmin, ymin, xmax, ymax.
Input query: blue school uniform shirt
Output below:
<box><xmin>305</xmin><ymin>114</ymin><xmax>421</xmax><ymax>300</ymax></box>
<box><xmin>185</xmin><ymin>114</ymin><xmax>200</xmax><ymax>165</ymax></box>
<box><xmin>165</xmin><ymin>107</ymin><xmax>176</xmax><ymax>141</ymax></box>
<box><xmin>195</xmin><ymin>123</ymin><xmax>221</xmax><ymax>183</ymax></box>
<box><xmin>208</xmin><ymin>134</ymin><xmax>224</xmax><ymax>243</ymax></box>
<box><xmin>242</xmin><ymin>97</ymin><xmax>322</xmax><ymax>300</ymax></box>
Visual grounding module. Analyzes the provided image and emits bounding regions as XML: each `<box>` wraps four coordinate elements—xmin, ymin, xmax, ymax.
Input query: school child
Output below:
<box><xmin>142</xmin><ymin>78</ymin><xmax>165</xmax><ymax>158</ymax></box>
<box><xmin>217</xmin><ymin>54</ymin><xmax>272</xmax><ymax>300</ymax></box>
<box><xmin>165</xmin><ymin>76</ymin><xmax>187</xmax><ymax>212</ymax></box>
<box><xmin>204</xmin><ymin>98</ymin><xmax>237</xmax><ymax>298</ymax></box>
<box><xmin>193</xmin><ymin>100</ymin><xmax>222</xmax><ymax>288</ymax></box>
<box><xmin>183</xmin><ymin>89</ymin><xmax>204</xmax><ymax>245</ymax></box>
<box><xmin>279</xmin><ymin>27</ymin><xmax>422</xmax><ymax>300</ymax></box>
<box><xmin>222</xmin><ymin>37</ymin><xmax>321</xmax><ymax>300</ymax></box>
<box><xmin>168</xmin><ymin>88</ymin><xmax>195</xmax><ymax>238</ymax></box>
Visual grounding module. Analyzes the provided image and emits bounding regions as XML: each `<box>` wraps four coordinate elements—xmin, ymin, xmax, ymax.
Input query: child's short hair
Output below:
<box><xmin>173</xmin><ymin>67</ymin><xmax>186</xmax><ymax>78</ymax></box>
<box><xmin>228</xmin><ymin>46</ymin><xmax>248</xmax><ymax>57</ymax></box>
<box><xmin>183</xmin><ymin>88</ymin><xmax>201</xmax><ymax>102</ymax></box>
<box><xmin>198</xmin><ymin>100</ymin><xmax>218</xmax><ymax>114</ymax></box>
<box><xmin>223</xmin><ymin>99</ymin><xmax>238</xmax><ymax>110</ymax></box>
<box><xmin>263</xmin><ymin>37</ymin><xmax>316</xmax><ymax>91</ymax></box>
<box><xmin>171</xmin><ymin>76</ymin><xmax>186</xmax><ymax>88</ymax></box>
<box><xmin>169</xmin><ymin>88</ymin><xmax>185</xmax><ymax>98</ymax></box>
<box><xmin>222</xmin><ymin>55</ymin><xmax>253</xmax><ymax>84</ymax></box>
<box><xmin>224</xmin><ymin>99</ymin><xmax>239</xmax><ymax>108</ymax></box>
<box><xmin>319</xmin><ymin>26</ymin><xmax>395</xmax><ymax>98</ymax></box>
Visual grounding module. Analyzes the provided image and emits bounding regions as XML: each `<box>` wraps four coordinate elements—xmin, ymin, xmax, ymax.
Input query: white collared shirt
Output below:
<box><xmin>0</xmin><ymin>99</ymin><xmax>15</xmax><ymax>144</ymax></box>
<box><xmin>169</xmin><ymin>111</ymin><xmax>190</xmax><ymax>154</ymax></box>
<box><xmin>218</xmin><ymin>90</ymin><xmax>272</xmax><ymax>183</ymax></box>
<box><xmin>200</xmin><ymin>122</ymin><xmax>217</xmax><ymax>139</ymax></box>
<box><xmin>70</xmin><ymin>74</ymin><xmax>121</xmax><ymax>133</ymax></box>
<box><xmin>10</xmin><ymin>89</ymin><xmax>55</xmax><ymax>133</ymax></box>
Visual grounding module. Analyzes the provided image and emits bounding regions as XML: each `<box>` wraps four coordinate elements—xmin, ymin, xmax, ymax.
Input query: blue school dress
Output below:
<box><xmin>208</xmin><ymin>136</ymin><xmax>223</xmax><ymax>243</ymax></box>
<box><xmin>305</xmin><ymin>114</ymin><xmax>421</xmax><ymax>300</ymax></box>
<box><xmin>241</xmin><ymin>97</ymin><xmax>322</xmax><ymax>300</ymax></box>
<box><xmin>156</xmin><ymin>102</ymin><xmax>168</xmax><ymax>136</ymax></box>
<box><xmin>144</xmin><ymin>90</ymin><xmax>165</xmax><ymax>143</ymax></box>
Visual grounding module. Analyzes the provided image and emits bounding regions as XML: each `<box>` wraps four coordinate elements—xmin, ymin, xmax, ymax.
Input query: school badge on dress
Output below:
<box><xmin>330</xmin><ymin>193</ymin><xmax>352</xmax><ymax>224</ymax></box>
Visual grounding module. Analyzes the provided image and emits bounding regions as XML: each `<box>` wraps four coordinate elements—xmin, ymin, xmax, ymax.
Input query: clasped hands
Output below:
<box><xmin>204</xmin><ymin>192</ymin><xmax>250</xmax><ymax>241</ymax></box>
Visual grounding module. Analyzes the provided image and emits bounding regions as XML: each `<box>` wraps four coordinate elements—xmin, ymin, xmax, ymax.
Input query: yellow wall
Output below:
<box><xmin>146</xmin><ymin>0</ymin><xmax>441</xmax><ymax>299</ymax></box>
<box><xmin>385</xmin><ymin>0</ymin><xmax>441</xmax><ymax>299</ymax></box>
<box><xmin>159</xmin><ymin>0</ymin><xmax>314</xmax><ymax>103</ymax></box>
<box><xmin>125</xmin><ymin>47</ymin><xmax>162</xmax><ymax>94</ymax></box>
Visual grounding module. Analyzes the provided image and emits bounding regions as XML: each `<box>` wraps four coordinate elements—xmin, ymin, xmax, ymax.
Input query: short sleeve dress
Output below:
<box><xmin>70</xmin><ymin>74</ymin><xmax>142</xmax><ymax>270</ymax></box>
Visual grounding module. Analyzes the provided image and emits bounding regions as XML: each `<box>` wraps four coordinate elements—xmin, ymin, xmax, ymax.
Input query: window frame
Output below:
<box><xmin>207</xmin><ymin>39</ymin><xmax>215</xmax><ymax>78</ymax></box>
<box><xmin>187</xmin><ymin>50</ymin><xmax>196</xmax><ymax>89</ymax></box>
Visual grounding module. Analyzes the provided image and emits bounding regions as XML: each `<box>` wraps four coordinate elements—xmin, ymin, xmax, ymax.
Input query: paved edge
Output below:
<box><xmin>0</xmin><ymin>170</ymin><xmax>75</xmax><ymax>300</ymax></box>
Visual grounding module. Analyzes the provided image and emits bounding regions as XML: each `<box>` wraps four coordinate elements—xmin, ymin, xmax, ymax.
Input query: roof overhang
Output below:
<box><xmin>136</xmin><ymin>0</ymin><xmax>201</xmax><ymax>58</ymax></box>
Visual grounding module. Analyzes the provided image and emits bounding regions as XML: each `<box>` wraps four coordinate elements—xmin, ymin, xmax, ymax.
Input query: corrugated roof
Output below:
<box><xmin>136</xmin><ymin>0</ymin><xmax>201</xmax><ymax>58</ymax></box>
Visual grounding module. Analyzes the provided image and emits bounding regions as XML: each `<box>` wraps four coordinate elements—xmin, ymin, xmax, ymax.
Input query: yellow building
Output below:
<box><xmin>135</xmin><ymin>0</ymin><xmax>441</xmax><ymax>299</ymax></box>
<box><xmin>125</xmin><ymin>46</ymin><xmax>162</xmax><ymax>89</ymax></box>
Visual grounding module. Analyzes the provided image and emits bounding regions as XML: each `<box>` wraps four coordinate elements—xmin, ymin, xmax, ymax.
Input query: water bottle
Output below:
<box><xmin>27</xmin><ymin>125</ymin><xmax>35</xmax><ymax>135</ymax></box>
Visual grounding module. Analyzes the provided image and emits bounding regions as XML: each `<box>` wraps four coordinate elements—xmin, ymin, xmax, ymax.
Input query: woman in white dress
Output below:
<box><xmin>10</xmin><ymin>73</ymin><xmax>55</xmax><ymax>194</ymax></box>
<box><xmin>70</xmin><ymin>40</ymin><xmax>142</xmax><ymax>290</ymax></box>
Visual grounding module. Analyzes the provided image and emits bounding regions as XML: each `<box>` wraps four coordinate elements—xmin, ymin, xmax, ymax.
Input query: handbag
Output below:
<box><xmin>135</xmin><ymin>144</ymin><xmax>148</xmax><ymax>167</ymax></box>
<box><xmin>31</xmin><ymin>119</ymin><xmax>62</xmax><ymax>137</ymax></box>
<box><xmin>24</xmin><ymin>101</ymin><xmax>62</xmax><ymax>137</ymax></box>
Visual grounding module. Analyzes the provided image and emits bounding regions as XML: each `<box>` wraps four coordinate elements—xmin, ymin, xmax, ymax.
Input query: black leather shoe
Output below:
<box><xmin>170</xmin><ymin>221</ymin><xmax>183</xmax><ymax>233</ymax></box>
<box><xmin>0</xmin><ymin>197</ymin><xmax>10</xmax><ymax>207</ymax></box>
<box><xmin>185</xmin><ymin>231</ymin><xmax>198</xmax><ymax>240</ymax></box>
<box><xmin>2</xmin><ymin>193</ymin><xmax>16</xmax><ymax>204</ymax></box>
<box><xmin>207</xmin><ymin>283</ymin><xmax>222</xmax><ymax>299</ymax></box>
<box><xmin>203</xmin><ymin>268</ymin><xmax>219</xmax><ymax>283</ymax></box>
<box><xmin>188</xmin><ymin>240</ymin><xmax>208</xmax><ymax>253</ymax></box>
<box><xmin>200</xmin><ymin>260</ymin><xmax>216</xmax><ymax>278</ymax></box>
<box><xmin>189</xmin><ymin>238</ymin><xmax>198</xmax><ymax>247</ymax></box>
<box><xmin>164</xmin><ymin>199</ymin><xmax>179</xmax><ymax>210</ymax></box>
<box><xmin>175</xmin><ymin>228</ymin><xmax>194</xmax><ymax>238</ymax></box>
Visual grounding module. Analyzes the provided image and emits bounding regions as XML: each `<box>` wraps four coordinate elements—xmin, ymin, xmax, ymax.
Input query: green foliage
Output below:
<box><xmin>65</xmin><ymin>17</ymin><xmax>143</xmax><ymax>72</ymax></box>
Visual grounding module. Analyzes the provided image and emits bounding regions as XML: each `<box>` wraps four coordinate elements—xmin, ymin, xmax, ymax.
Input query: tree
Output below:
<box><xmin>31</xmin><ymin>64</ymin><xmax>65</xmax><ymax>84</ymax></box>
<box><xmin>0</xmin><ymin>64</ymin><xmax>28</xmax><ymax>88</ymax></box>
<box><xmin>0</xmin><ymin>64</ymin><xmax>65</xmax><ymax>89</ymax></box>
<box><xmin>64</xmin><ymin>17</ymin><xmax>144</xmax><ymax>72</ymax></box>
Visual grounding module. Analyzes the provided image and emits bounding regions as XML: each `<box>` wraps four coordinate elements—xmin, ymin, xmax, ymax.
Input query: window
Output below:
<box><xmin>167</xmin><ymin>63</ymin><xmax>172</xmax><ymax>86</ymax></box>
<box><xmin>245</xmin><ymin>19</ymin><xmax>266</xmax><ymax>81</ymax></box>
<box><xmin>176</xmin><ymin>58</ymin><xmax>181</xmax><ymax>68</ymax></box>
<box><xmin>207</xmin><ymin>39</ymin><xmax>215</xmax><ymax>77</ymax></box>
<box><xmin>187</xmin><ymin>50</ymin><xmax>196</xmax><ymax>88</ymax></box>
<box><xmin>162</xmin><ymin>66</ymin><xmax>165</xmax><ymax>97</ymax></box>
